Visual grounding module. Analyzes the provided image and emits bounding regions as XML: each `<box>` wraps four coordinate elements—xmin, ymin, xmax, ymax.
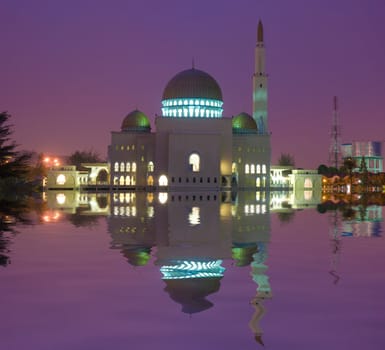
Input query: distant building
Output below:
<box><xmin>341</xmin><ymin>141</ymin><xmax>383</xmax><ymax>173</ymax></box>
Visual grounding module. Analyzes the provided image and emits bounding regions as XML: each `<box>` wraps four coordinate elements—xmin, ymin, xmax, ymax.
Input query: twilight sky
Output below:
<box><xmin>2</xmin><ymin>0</ymin><xmax>385</xmax><ymax>167</ymax></box>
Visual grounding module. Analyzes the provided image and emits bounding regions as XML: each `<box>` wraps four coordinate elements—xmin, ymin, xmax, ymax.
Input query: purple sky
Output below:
<box><xmin>2</xmin><ymin>0</ymin><xmax>385</xmax><ymax>167</ymax></box>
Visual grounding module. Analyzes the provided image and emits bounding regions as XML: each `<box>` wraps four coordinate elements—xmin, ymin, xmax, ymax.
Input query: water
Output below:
<box><xmin>1</xmin><ymin>191</ymin><xmax>384</xmax><ymax>350</ymax></box>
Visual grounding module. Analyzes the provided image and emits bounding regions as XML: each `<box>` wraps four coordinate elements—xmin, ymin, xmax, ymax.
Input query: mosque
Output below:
<box><xmin>108</xmin><ymin>21</ymin><xmax>270</xmax><ymax>190</ymax></box>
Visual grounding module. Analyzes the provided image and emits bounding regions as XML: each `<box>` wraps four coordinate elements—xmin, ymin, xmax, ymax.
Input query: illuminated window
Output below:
<box><xmin>132</xmin><ymin>162</ymin><xmax>137</xmax><ymax>172</ymax></box>
<box><xmin>56</xmin><ymin>174</ymin><xmax>66</xmax><ymax>185</ymax></box>
<box><xmin>131</xmin><ymin>176</ymin><xmax>136</xmax><ymax>185</ymax></box>
<box><xmin>250</xmin><ymin>164</ymin><xmax>255</xmax><ymax>174</ymax></box>
<box><xmin>114</xmin><ymin>162</ymin><xmax>119</xmax><ymax>172</ymax></box>
<box><xmin>147</xmin><ymin>175</ymin><xmax>154</xmax><ymax>186</ymax></box>
<box><xmin>120</xmin><ymin>162</ymin><xmax>125</xmax><ymax>172</ymax></box>
<box><xmin>113</xmin><ymin>176</ymin><xmax>118</xmax><ymax>185</ymax></box>
<box><xmin>256</xmin><ymin>177</ymin><xmax>261</xmax><ymax>187</ymax></box>
<box><xmin>189</xmin><ymin>153</ymin><xmax>200</xmax><ymax>172</ymax></box>
<box><xmin>126</xmin><ymin>176</ymin><xmax>131</xmax><ymax>185</ymax></box>
<box><xmin>262</xmin><ymin>164</ymin><xmax>266</xmax><ymax>174</ymax></box>
<box><xmin>232</xmin><ymin>162</ymin><xmax>237</xmax><ymax>173</ymax></box>
<box><xmin>304</xmin><ymin>178</ymin><xmax>313</xmax><ymax>188</ymax></box>
<box><xmin>256</xmin><ymin>164</ymin><xmax>261</xmax><ymax>174</ymax></box>
<box><xmin>126</xmin><ymin>162</ymin><xmax>130</xmax><ymax>172</ymax></box>
<box><xmin>119</xmin><ymin>176</ymin><xmax>125</xmax><ymax>185</ymax></box>
<box><xmin>159</xmin><ymin>175</ymin><xmax>168</xmax><ymax>186</ymax></box>
<box><xmin>245</xmin><ymin>164</ymin><xmax>250</xmax><ymax>174</ymax></box>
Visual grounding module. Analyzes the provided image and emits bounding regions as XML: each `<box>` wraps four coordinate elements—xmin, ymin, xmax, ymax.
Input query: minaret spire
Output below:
<box><xmin>253</xmin><ymin>20</ymin><xmax>268</xmax><ymax>134</ymax></box>
<box><xmin>257</xmin><ymin>20</ymin><xmax>264</xmax><ymax>43</ymax></box>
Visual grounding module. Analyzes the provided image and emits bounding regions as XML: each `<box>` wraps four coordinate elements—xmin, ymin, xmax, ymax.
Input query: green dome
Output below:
<box><xmin>232</xmin><ymin>112</ymin><xmax>258</xmax><ymax>134</ymax></box>
<box><xmin>121</xmin><ymin>109</ymin><xmax>151</xmax><ymax>132</ymax></box>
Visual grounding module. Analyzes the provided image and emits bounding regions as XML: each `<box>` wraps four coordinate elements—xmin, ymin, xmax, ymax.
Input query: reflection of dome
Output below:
<box><xmin>232</xmin><ymin>244</ymin><xmax>259</xmax><ymax>267</ymax></box>
<box><xmin>161</xmin><ymin>68</ymin><xmax>223</xmax><ymax>118</ymax></box>
<box><xmin>121</xmin><ymin>246</ymin><xmax>151</xmax><ymax>266</ymax></box>
<box><xmin>232</xmin><ymin>112</ymin><xmax>258</xmax><ymax>134</ymax></box>
<box><xmin>163</xmin><ymin>277</ymin><xmax>222</xmax><ymax>314</ymax></box>
<box><xmin>121</xmin><ymin>109</ymin><xmax>151</xmax><ymax>132</ymax></box>
<box><xmin>160</xmin><ymin>259</ymin><xmax>225</xmax><ymax>279</ymax></box>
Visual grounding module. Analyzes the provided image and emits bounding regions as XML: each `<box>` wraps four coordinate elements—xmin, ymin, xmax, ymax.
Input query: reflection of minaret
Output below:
<box><xmin>253</xmin><ymin>20</ymin><xmax>268</xmax><ymax>134</ymax></box>
<box><xmin>249</xmin><ymin>242</ymin><xmax>272</xmax><ymax>346</ymax></box>
<box><xmin>329</xmin><ymin>210</ymin><xmax>341</xmax><ymax>284</ymax></box>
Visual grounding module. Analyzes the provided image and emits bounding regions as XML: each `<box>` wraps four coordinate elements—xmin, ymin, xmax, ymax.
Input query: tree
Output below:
<box><xmin>343</xmin><ymin>157</ymin><xmax>356</xmax><ymax>192</ymax></box>
<box><xmin>277</xmin><ymin>153</ymin><xmax>295</xmax><ymax>166</ymax></box>
<box><xmin>67</xmin><ymin>149</ymin><xmax>103</xmax><ymax>168</ymax></box>
<box><xmin>0</xmin><ymin>112</ymin><xmax>32</xmax><ymax>188</ymax></box>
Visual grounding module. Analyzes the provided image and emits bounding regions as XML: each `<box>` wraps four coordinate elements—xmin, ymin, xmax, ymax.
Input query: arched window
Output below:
<box><xmin>189</xmin><ymin>153</ymin><xmax>200</xmax><ymax>172</ymax></box>
<box><xmin>120</xmin><ymin>162</ymin><xmax>125</xmax><ymax>172</ymax></box>
<box><xmin>113</xmin><ymin>176</ymin><xmax>118</xmax><ymax>185</ymax></box>
<box><xmin>147</xmin><ymin>175</ymin><xmax>154</xmax><ymax>186</ymax></box>
<box><xmin>119</xmin><ymin>176</ymin><xmax>125</xmax><ymax>185</ymax></box>
<box><xmin>114</xmin><ymin>162</ymin><xmax>119</xmax><ymax>172</ymax></box>
<box><xmin>250</xmin><ymin>164</ymin><xmax>255</xmax><ymax>174</ymax></box>
<box><xmin>256</xmin><ymin>177</ymin><xmax>261</xmax><ymax>187</ymax></box>
<box><xmin>256</xmin><ymin>164</ymin><xmax>261</xmax><ymax>174</ymax></box>
<box><xmin>159</xmin><ymin>175</ymin><xmax>168</xmax><ymax>186</ymax></box>
<box><xmin>126</xmin><ymin>162</ymin><xmax>131</xmax><ymax>172</ymax></box>
<box><xmin>56</xmin><ymin>174</ymin><xmax>66</xmax><ymax>185</ymax></box>
<box><xmin>232</xmin><ymin>162</ymin><xmax>237</xmax><ymax>173</ymax></box>
<box><xmin>245</xmin><ymin>164</ymin><xmax>250</xmax><ymax>174</ymax></box>
<box><xmin>148</xmin><ymin>161</ymin><xmax>154</xmax><ymax>172</ymax></box>
<box><xmin>262</xmin><ymin>164</ymin><xmax>267</xmax><ymax>174</ymax></box>
<box><xmin>132</xmin><ymin>162</ymin><xmax>137</xmax><ymax>172</ymax></box>
<box><xmin>304</xmin><ymin>178</ymin><xmax>313</xmax><ymax>189</ymax></box>
<box><xmin>125</xmin><ymin>176</ymin><xmax>131</xmax><ymax>186</ymax></box>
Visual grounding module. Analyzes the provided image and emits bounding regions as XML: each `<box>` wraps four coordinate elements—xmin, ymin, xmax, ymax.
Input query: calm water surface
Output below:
<box><xmin>1</xmin><ymin>192</ymin><xmax>384</xmax><ymax>350</ymax></box>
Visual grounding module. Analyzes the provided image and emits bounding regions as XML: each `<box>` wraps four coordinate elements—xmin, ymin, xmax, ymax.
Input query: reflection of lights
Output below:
<box><xmin>147</xmin><ymin>193</ymin><xmax>154</xmax><ymax>204</ymax></box>
<box><xmin>56</xmin><ymin>174</ymin><xmax>66</xmax><ymax>185</ymax></box>
<box><xmin>304</xmin><ymin>190</ymin><xmax>313</xmax><ymax>201</ymax></box>
<box><xmin>188</xmin><ymin>207</ymin><xmax>200</xmax><ymax>226</ymax></box>
<box><xmin>160</xmin><ymin>260</ymin><xmax>225</xmax><ymax>279</ymax></box>
<box><xmin>42</xmin><ymin>211</ymin><xmax>61</xmax><ymax>223</ymax></box>
<box><xmin>56</xmin><ymin>193</ymin><xmax>66</xmax><ymax>205</ymax></box>
<box><xmin>158</xmin><ymin>192</ymin><xmax>168</xmax><ymax>204</ymax></box>
<box><xmin>147</xmin><ymin>206</ymin><xmax>154</xmax><ymax>218</ymax></box>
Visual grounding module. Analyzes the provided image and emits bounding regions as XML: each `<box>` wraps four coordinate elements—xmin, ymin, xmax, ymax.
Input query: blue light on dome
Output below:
<box><xmin>160</xmin><ymin>260</ymin><xmax>225</xmax><ymax>279</ymax></box>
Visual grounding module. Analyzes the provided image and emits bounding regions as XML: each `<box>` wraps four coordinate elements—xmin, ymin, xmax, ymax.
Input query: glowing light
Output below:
<box><xmin>56</xmin><ymin>193</ymin><xmax>66</xmax><ymax>205</ymax></box>
<box><xmin>188</xmin><ymin>207</ymin><xmax>200</xmax><ymax>226</ymax></box>
<box><xmin>189</xmin><ymin>153</ymin><xmax>200</xmax><ymax>172</ymax></box>
<box><xmin>162</xmin><ymin>98</ymin><xmax>223</xmax><ymax>118</ymax></box>
<box><xmin>159</xmin><ymin>175</ymin><xmax>168</xmax><ymax>186</ymax></box>
<box><xmin>158</xmin><ymin>192</ymin><xmax>168</xmax><ymax>204</ymax></box>
<box><xmin>160</xmin><ymin>259</ymin><xmax>225</xmax><ymax>279</ymax></box>
<box><xmin>56</xmin><ymin>174</ymin><xmax>66</xmax><ymax>185</ymax></box>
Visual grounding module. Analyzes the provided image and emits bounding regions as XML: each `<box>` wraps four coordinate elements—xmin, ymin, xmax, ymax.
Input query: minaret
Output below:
<box><xmin>253</xmin><ymin>20</ymin><xmax>268</xmax><ymax>134</ymax></box>
<box><xmin>329</xmin><ymin>96</ymin><xmax>341</xmax><ymax>168</ymax></box>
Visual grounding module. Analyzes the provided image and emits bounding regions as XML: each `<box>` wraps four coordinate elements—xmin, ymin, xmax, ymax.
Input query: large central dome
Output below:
<box><xmin>161</xmin><ymin>68</ymin><xmax>223</xmax><ymax>118</ymax></box>
<box><xmin>162</xmin><ymin>68</ymin><xmax>223</xmax><ymax>100</ymax></box>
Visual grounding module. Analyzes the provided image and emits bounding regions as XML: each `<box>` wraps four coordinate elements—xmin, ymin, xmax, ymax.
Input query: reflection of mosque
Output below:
<box><xmin>106</xmin><ymin>190</ymin><xmax>273</xmax><ymax>341</ymax></box>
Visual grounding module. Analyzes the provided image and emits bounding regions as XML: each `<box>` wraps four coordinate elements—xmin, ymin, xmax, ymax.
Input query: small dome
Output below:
<box><xmin>121</xmin><ymin>109</ymin><xmax>151</xmax><ymax>132</ymax></box>
<box><xmin>162</xmin><ymin>68</ymin><xmax>223</xmax><ymax>101</ymax></box>
<box><xmin>232</xmin><ymin>112</ymin><xmax>258</xmax><ymax>134</ymax></box>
